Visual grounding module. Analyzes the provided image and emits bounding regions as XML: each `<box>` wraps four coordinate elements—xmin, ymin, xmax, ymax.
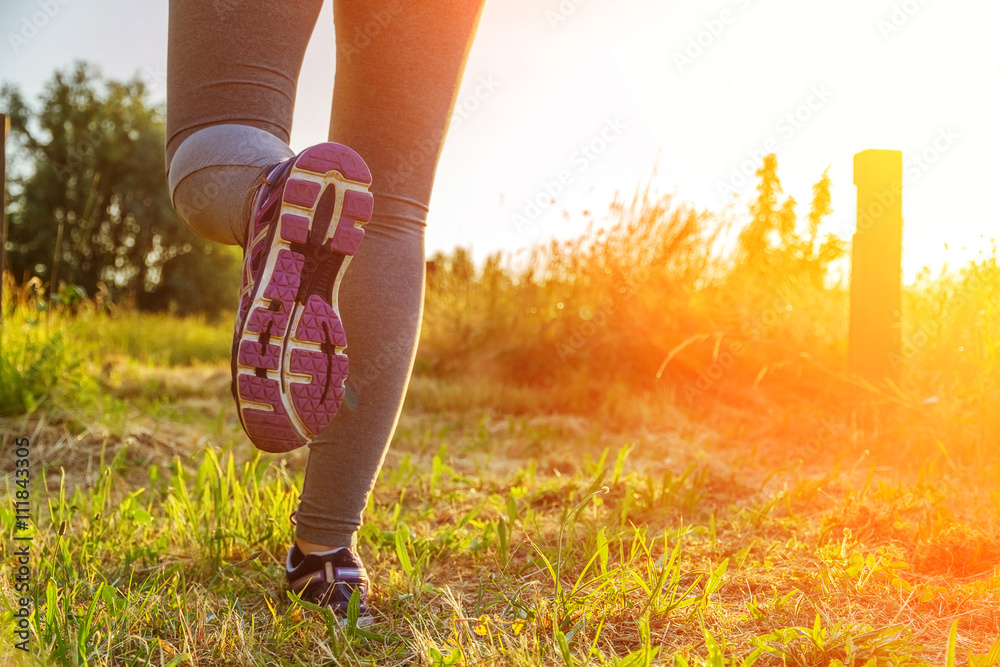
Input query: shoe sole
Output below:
<box><xmin>234</xmin><ymin>143</ymin><xmax>373</xmax><ymax>452</ymax></box>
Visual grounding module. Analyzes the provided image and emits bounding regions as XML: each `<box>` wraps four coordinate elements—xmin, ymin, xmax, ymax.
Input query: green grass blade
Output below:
<box><xmin>946</xmin><ymin>619</ymin><xmax>958</xmax><ymax>667</ymax></box>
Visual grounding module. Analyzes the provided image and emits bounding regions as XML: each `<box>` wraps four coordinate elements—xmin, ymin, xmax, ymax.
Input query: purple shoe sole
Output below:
<box><xmin>234</xmin><ymin>143</ymin><xmax>373</xmax><ymax>452</ymax></box>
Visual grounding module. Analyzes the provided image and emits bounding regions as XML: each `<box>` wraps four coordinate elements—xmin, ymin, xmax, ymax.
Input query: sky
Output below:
<box><xmin>1</xmin><ymin>0</ymin><xmax>998</xmax><ymax>280</ymax></box>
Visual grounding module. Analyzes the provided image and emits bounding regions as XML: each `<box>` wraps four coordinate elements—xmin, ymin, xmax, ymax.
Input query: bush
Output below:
<box><xmin>0</xmin><ymin>316</ymin><xmax>92</xmax><ymax>415</ymax></box>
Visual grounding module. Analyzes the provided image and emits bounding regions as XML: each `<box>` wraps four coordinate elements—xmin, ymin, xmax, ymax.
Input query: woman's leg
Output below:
<box><xmin>167</xmin><ymin>0</ymin><xmax>485</xmax><ymax>553</ymax></box>
<box><xmin>165</xmin><ymin>0</ymin><xmax>323</xmax><ymax>244</ymax></box>
<box><xmin>167</xmin><ymin>0</ymin><xmax>375</xmax><ymax>454</ymax></box>
<box><xmin>293</xmin><ymin>0</ymin><xmax>486</xmax><ymax>551</ymax></box>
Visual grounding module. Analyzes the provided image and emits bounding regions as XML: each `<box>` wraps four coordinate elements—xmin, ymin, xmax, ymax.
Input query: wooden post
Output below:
<box><xmin>1</xmin><ymin>112</ymin><xmax>8</xmax><ymax>324</ymax></box>
<box><xmin>849</xmin><ymin>149</ymin><xmax>903</xmax><ymax>382</ymax></box>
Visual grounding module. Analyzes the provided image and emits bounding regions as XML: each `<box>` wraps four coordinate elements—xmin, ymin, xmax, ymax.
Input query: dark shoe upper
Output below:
<box><xmin>285</xmin><ymin>543</ymin><xmax>371</xmax><ymax>618</ymax></box>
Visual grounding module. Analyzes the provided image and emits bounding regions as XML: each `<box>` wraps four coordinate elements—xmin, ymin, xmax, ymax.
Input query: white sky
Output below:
<box><xmin>2</xmin><ymin>0</ymin><xmax>998</xmax><ymax>280</ymax></box>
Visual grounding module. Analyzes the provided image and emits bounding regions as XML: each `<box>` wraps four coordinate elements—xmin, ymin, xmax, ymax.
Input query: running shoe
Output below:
<box><xmin>285</xmin><ymin>542</ymin><xmax>373</xmax><ymax>624</ymax></box>
<box><xmin>232</xmin><ymin>143</ymin><xmax>373</xmax><ymax>452</ymax></box>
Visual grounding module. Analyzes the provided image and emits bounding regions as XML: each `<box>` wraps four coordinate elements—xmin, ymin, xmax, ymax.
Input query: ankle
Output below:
<box><xmin>295</xmin><ymin>537</ymin><xmax>344</xmax><ymax>556</ymax></box>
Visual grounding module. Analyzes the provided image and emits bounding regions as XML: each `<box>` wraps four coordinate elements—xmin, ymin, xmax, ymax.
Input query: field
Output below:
<box><xmin>2</xmin><ymin>177</ymin><xmax>1000</xmax><ymax>665</ymax></box>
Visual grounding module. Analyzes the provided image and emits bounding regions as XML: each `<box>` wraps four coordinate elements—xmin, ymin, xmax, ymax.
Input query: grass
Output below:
<box><xmin>2</xmin><ymin>374</ymin><xmax>999</xmax><ymax>665</ymax></box>
<box><xmin>2</xmin><ymin>157</ymin><xmax>1000</xmax><ymax>664</ymax></box>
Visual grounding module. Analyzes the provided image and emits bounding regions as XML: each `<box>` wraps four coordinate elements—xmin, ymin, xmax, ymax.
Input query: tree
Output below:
<box><xmin>735</xmin><ymin>154</ymin><xmax>844</xmax><ymax>285</ymax></box>
<box><xmin>737</xmin><ymin>153</ymin><xmax>788</xmax><ymax>272</ymax></box>
<box><xmin>1</xmin><ymin>61</ymin><xmax>239</xmax><ymax>314</ymax></box>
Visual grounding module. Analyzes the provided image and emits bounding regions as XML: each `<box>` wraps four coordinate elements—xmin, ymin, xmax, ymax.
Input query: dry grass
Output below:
<box><xmin>2</xmin><ymin>370</ymin><xmax>999</xmax><ymax>665</ymax></box>
<box><xmin>1</xmin><ymin>157</ymin><xmax>999</xmax><ymax>664</ymax></box>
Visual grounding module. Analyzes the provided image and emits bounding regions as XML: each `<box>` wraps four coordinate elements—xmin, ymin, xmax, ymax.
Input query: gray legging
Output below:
<box><xmin>166</xmin><ymin>0</ymin><xmax>485</xmax><ymax>549</ymax></box>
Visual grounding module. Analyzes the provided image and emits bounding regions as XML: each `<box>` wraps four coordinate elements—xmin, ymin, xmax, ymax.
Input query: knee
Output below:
<box><xmin>172</xmin><ymin>167</ymin><xmax>259</xmax><ymax>246</ymax></box>
<box><xmin>172</xmin><ymin>172</ymin><xmax>233</xmax><ymax>244</ymax></box>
